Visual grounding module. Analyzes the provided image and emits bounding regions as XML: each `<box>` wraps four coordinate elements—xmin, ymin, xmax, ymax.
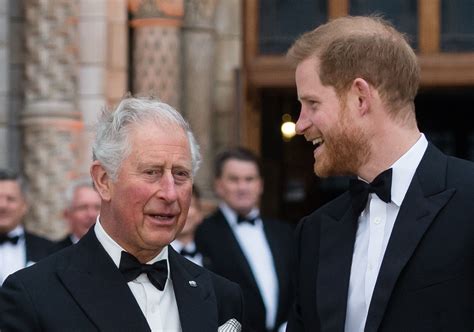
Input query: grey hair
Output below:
<box><xmin>92</xmin><ymin>96</ymin><xmax>201</xmax><ymax>181</ymax></box>
<box><xmin>64</xmin><ymin>177</ymin><xmax>95</xmax><ymax>209</ymax></box>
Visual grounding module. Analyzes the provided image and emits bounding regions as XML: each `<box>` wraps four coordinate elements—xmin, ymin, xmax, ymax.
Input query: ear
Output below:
<box><xmin>349</xmin><ymin>78</ymin><xmax>372</xmax><ymax>116</ymax></box>
<box><xmin>90</xmin><ymin>161</ymin><xmax>111</xmax><ymax>202</ymax></box>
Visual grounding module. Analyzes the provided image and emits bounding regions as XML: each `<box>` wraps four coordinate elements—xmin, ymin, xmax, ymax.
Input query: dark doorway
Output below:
<box><xmin>258</xmin><ymin>87</ymin><xmax>474</xmax><ymax>225</ymax></box>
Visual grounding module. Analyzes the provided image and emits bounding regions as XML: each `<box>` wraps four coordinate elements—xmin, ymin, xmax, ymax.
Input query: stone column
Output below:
<box><xmin>0</xmin><ymin>1</ymin><xmax>25</xmax><ymax>170</ymax></box>
<box><xmin>22</xmin><ymin>0</ymin><xmax>81</xmax><ymax>239</ymax></box>
<box><xmin>129</xmin><ymin>0</ymin><xmax>183</xmax><ymax>109</ymax></box>
<box><xmin>182</xmin><ymin>0</ymin><xmax>218</xmax><ymax>199</ymax></box>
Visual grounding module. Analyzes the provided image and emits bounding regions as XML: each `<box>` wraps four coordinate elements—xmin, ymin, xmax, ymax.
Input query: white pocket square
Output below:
<box><xmin>218</xmin><ymin>318</ymin><xmax>242</xmax><ymax>332</ymax></box>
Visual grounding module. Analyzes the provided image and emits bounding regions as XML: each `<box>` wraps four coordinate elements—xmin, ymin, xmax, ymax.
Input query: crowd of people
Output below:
<box><xmin>0</xmin><ymin>15</ymin><xmax>473</xmax><ymax>332</ymax></box>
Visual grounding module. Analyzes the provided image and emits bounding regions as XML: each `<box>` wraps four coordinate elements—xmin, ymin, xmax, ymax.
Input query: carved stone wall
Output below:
<box><xmin>133</xmin><ymin>26</ymin><xmax>181</xmax><ymax>107</ymax></box>
<box><xmin>22</xmin><ymin>0</ymin><xmax>81</xmax><ymax>239</ymax></box>
<box><xmin>130</xmin><ymin>0</ymin><xmax>183</xmax><ymax>108</ymax></box>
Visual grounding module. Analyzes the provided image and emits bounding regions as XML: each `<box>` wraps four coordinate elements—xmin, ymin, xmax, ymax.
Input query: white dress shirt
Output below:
<box><xmin>220</xmin><ymin>202</ymin><xmax>279</xmax><ymax>330</ymax></box>
<box><xmin>0</xmin><ymin>225</ymin><xmax>26</xmax><ymax>284</ymax></box>
<box><xmin>95</xmin><ymin>219</ymin><xmax>182</xmax><ymax>332</ymax></box>
<box><xmin>344</xmin><ymin>134</ymin><xmax>428</xmax><ymax>332</ymax></box>
<box><xmin>171</xmin><ymin>239</ymin><xmax>203</xmax><ymax>267</ymax></box>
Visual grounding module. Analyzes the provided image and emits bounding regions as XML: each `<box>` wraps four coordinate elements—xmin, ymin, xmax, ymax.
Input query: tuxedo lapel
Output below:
<box><xmin>317</xmin><ymin>198</ymin><xmax>358</xmax><ymax>331</ymax></box>
<box><xmin>215</xmin><ymin>211</ymin><xmax>259</xmax><ymax>288</ymax></box>
<box><xmin>24</xmin><ymin>232</ymin><xmax>50</xmax><ymax>264</ymax></box>
<box><xmin>263</xmin><ymin>219</ymin><xmax>285</xmax><ymax>282</ymax></box>
<box><xmin>24</xmin><ymin>233</ymin><xmax>36</xmax><ymax>264</ymax></box>
<box><xmin>56</xmin><ymin>230</ymin><xmax>150</xmax><ymax>331</ymax></box>
<box><xmin>365</xmin><ymin>144</ymin><xmax>455</xmax><ymax>332</ymax></box>
<box><xmin>169</xmin><ymin>247</ymin><xmax>217</xmax><ymax>332</ymax></box>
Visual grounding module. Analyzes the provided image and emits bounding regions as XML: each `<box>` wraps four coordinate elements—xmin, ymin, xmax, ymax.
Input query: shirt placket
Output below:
<box><xmin>365</xmin><ymin>194</ymin><xmax>387</xmax><ymax>307</ymax></box>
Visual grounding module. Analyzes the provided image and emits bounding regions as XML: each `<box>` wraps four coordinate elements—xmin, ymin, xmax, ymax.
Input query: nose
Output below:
<box><xmin>295</xmin><ymin>107</ymin><xmax>310</xmax><ymax>135</ymax></box>
<box><xmin>157</xmin><ymin>173</ymin><xmax>178</xmax><ymax>202</ymax></box>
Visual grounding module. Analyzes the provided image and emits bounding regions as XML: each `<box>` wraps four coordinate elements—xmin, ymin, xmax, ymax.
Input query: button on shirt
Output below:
<box><xmin>0</xmin><ymin>226</ymin><xmax>26</xmax><ymax>285</ymax></box>
<box><xmin>95</xmin><ymin>219</ymin><xmax>182</xmax><ymax>332</ymax></box>
<box><xmin>344</xmin><ymin>134</ymin><xmax>428</xmax><ymax>332</ymax></box>
<box><xmin>220</xmin><ymin>203</ymin><xmax>279</xmax><ymax>330</ymax></box>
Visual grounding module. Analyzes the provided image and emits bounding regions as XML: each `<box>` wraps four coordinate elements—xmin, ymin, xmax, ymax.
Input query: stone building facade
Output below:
<box><xmin>0</xmin><ymin>0</ymin><xmax>242</xmax><ymax>239</ymax></box>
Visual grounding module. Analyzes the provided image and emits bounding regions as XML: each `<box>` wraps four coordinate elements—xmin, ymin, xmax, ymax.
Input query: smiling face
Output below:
<box><xmin>295</xmin><ymin>56</ymin><xmax>370</xmax><ymax>177</ymax></box>
<box><xmin>93</xmin><ymin>121</ymin><xmax>193</xmax><ymax>262</ymax></box>
<box><xmin>215</xmin><ymin>159</ymin><xmax>263</xmax><ymax>216</ymax></box>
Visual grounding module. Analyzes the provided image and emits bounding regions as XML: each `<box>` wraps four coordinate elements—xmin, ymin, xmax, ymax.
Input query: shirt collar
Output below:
<box><xmin>94</xmin><ymin>216</ymin><xmax>169</xmax><ymax>276</ymax></box>
<box><xmin>219</xmin><ymin>202</ymin><xmax>260</xmax><ymax>226</ymax></box>
<box><xmin>389</xmin><ymin>133</ymin><xmax>428</xmax><ymax>206</ymax></box>
<box><xmin>7</xmin><ymin>225</ymin><xmax>25</xmax><ymax>237</ymax></box>
<box><xmin>171</xmin><ymin>239</ymin><xmax>196</xmax><ymax>252</ymax></box>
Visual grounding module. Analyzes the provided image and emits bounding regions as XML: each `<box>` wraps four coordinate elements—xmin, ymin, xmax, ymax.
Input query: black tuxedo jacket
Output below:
<box><xmin>50</xmin><ymin>234</ymin><xmax>74</xmax><ymax>253</ymax></box>
<box><xmin>24</xmin><ymin>231</ymin><xmax>54</xmax><ymax>264</ymax></box>
<box><xmin>0</xmin><ymin>228</ymin><xmax>243</xmax><ymax>331</ymax></box>
<box><xmin>287</xmin><ymin>144</ymin><xmax>474</xmax><ymax>331</ymax></box>
<box><xmin>195</xmin><ymin>209</ymin><xmax>294</xmax><ymax>332</ymax></box>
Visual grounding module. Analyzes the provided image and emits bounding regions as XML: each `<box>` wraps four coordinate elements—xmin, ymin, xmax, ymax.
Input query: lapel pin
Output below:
<box><xmin>188</xmin><ymin>280</ymin><xmax>197</xmax><ymax>287</ymax></box>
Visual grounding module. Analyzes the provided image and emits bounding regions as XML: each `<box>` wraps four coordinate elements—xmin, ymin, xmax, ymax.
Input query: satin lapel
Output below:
<box><xmin>24</xmin><ymin>232</ymin><xmax>36</xmax><ymax>263</ymax></box>
<box><xmin>263</xmin><ymin>219</ymin><xmax>287</xmax><ymax>305</ymax></box>
<box><xmin>365</xmin><ymin>144</ymin><xmax>455</xmax><ymax>332</ymax></box>
<box><xmin>317</xmin><ymin>207</ymin><xmax>358</xmax><ymax>331</ymax></box>
<box><xmin>215</xmin><ymin>211</ymin><xmax>258</xmax><ymax>288</ymax></box>
<box><xmin>56</xmin><ymin>230</ymin><xmax>150</xmax><ymax>331</ymax></box>
<box><xmin>169</xmin><ymin>247</ymin><xmax>217</xmax><ymax>332</ymax></box>
<box><xmin>263</xmin><ymin>218</ymin><xmax>293</xmax><ymax>324</ymax></box>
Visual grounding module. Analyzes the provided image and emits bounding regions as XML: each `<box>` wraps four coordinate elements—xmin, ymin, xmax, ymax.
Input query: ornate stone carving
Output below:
<box><xmin>132</xmin><ymin>26</ymin><xmax>181</xmax><ymax>108</ymax></box>
<box><xmin>22</xmin><ymin>0</ymin><xmax>80</xmax><ymax>239</ymax></box>
<box><xmin>22</xmin><ymin>111</ymin><xmax>83</xmax><ymax>238</ymax></box>
<box><xmin>183</xmin><ymin>0</ymin><xmax>218</xmax><ymax>29</ymax></box>
<box><xmin>130</xmin><ymin>0</ymin><xmax>183</xmax><ymax>108</ymax></box>
<box><xmin>24</xmin><ymin>0</ymin><xmax>78</xmax><ymax>102</ymax></box>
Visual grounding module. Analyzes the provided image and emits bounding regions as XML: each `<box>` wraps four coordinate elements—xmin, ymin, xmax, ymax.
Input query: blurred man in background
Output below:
<box><xmin>52</xmin><ymin>178</ymin><xmax>101</xmax><ymax>252</ymax></box>
<box><xmin>171</xmin><ymin>185</ymin><xmax>209</xmax><ymax>267</ymax></box>
<box><xmin>196</xmin><ymin>147</ymin><xmax>294</xmax><ymax>332</ymax></box>
<box><xmin>0</xmin><ymin>169</ymin><xmax>53</xmax><ymax>285</ymax></box>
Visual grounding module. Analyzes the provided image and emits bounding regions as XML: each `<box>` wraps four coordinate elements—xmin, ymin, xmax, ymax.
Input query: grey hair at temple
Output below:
<box><xmin>92</xmin><ymin>96</ymin><xmax>202</xmax><ymax>181</ymax></box>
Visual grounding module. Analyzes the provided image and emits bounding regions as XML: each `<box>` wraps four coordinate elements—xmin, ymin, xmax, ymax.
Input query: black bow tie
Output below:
<box><xmin>237</xmin><ymin>214</ymin><xmax>259</xmax><ymax>225</ymax></box>
<box><xmin>0</xmin><ymin>234</ymin><xmax>20</xmax><ymax>245</ymax></box>
<box><xmin>180</xmin><ymin>247</ymin><xmax>198</xmax><ymax>258</ymax></box>
<box><xmin>349</xmin><ymin>168</ymin><xmax>392</xmax><ymax>216</ymax></box>
<box><xmin>118</xmin><ymin>251</ymin><xmax>168</xmax><ymax>291</ymax></box>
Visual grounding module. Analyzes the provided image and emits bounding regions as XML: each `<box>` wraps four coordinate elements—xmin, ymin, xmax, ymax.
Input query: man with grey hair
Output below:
<box><xmin>0</xmin><ymin>169</ymin><xmax>53</xmax><ymax>285</ymax></box>
<box><xmin>0</xmin><ymin>96</ymin><xmax>243</xmax><ymax>331</ymax></box>
<box><xmin>51</xmin><ymin>178</ymin><xmax>101</xmax><ymax>252</ymax></box>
